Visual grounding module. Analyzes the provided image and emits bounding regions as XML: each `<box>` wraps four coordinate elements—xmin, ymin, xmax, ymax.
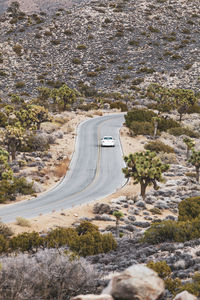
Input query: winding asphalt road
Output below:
<box><xmin>0</xmin><ymin>113</ymin><xmax>127</xmax><ymax>223</ymax></box>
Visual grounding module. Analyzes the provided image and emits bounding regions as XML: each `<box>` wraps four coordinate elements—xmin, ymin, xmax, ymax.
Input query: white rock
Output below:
<box><xmin>102</xmin><ymin>264</ymin><xmax>164</xmax><ymax>300</ymax></box>
<box><xmin>173</xmin><ymin>291</ymin><xmax>197</xmax><ymax>300</ymax></box>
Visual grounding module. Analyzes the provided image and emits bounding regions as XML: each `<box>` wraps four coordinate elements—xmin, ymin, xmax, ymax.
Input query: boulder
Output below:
<box><xmin>102</xmin><ymin>264</ymin><xmax>165</xmax><ymax>300</ymax></box>
<box><xmin>71</xmin><ymin>295</ymin><xmax>113</xmax><ymax>300</ymax></box>
<box><xmin>173</xmin><ymin>291</ymin><xmax>197</xmax><ymax>300</ymax></box>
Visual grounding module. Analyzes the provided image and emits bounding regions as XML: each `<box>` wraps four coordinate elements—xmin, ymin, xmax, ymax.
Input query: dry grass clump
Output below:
<box><xmin>54</xmin><ymin>157</ymin><xmax>70</xmax><ymax>178</ymax></box>
<box><xmin>53</xmin><ymin>116</ymin><xmax>70</xmax><ymax>125</ymax></box>
<box><xmin>94</xmin><ymin>111</ymin><xmax>103</xmax><ymax>116</ymax></box>
<box><xmin>16</xmin><ymin>217</ymin><xmax>31</xmax><ymax>227</ymax></box>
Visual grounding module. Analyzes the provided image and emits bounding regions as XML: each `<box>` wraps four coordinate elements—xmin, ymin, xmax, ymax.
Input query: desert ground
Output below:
<box><xmin>7</xmin><ymin>110</ymin><xmax>173</xmax><ymax>234</ymax></box>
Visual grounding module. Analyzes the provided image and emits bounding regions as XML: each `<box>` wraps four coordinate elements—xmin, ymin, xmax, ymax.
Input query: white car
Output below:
<box><xmin>101</xmin><ymin>136</ymin><xmax>115</xmax><ymax>147</ymax></box>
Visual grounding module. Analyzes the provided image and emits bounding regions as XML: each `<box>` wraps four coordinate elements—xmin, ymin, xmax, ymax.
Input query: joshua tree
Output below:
<box><xmin>4</xmin><ymin>125</ymin><xmax>24</xmax><ymax>161</ymax></box>
<box><xmin>113</xmin><ymin>211</ymin><xmax>124</xmax><ymax>237</ymax></box>
<box><xmin>183</xmin><ymin>137</ymin><xmax>195</xmax><ymax>159</ymax></box>
<box><xmin>123</xmin><ymin>151</ymin><xmax>169</xmax><ymax>200</ymax></box>
<box><xmin>189</xmin><ymin>150</ymin><xmax>200</xmax><ymax>183</ymax></box>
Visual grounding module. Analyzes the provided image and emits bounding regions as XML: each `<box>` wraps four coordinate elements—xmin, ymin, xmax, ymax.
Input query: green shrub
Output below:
<box><xmin>110</xmin><ymin>101</ymin><xmax>128</xmax><ymax>112</ymax></box>
<box><xmin>144</xmin><ymin>140</ymin><xmax>174</xmax><ymax>153</ymax></box>
<box><xmin>157</xmin><ymin>118</ymin><xmax>180</xmax><ymax>131</ymax></box>
<box><xmin>45</xmin><ymin>227</ymin><xmax>77</xmax><ymax>248</ymax></box>
<box><xmin>13</xmin><ymin>44</ymin><xmax>23</xmax><ymax>56</ymax></box>
<box><xmin>149</xmin><ymin>207</ymin><xmax>162</xmax><ymax>215</ymax></box>
<box><xmin>0</xmin><ymin>222</ymin><xmax>13</xmax><ymax>238</ymax></box>
<box><xmin>0</xmin><ymin>177</ymin><xmax>33</xmax><ymax>203</ymax></box>
<box><xmin>10</xmin><ymin>232</ymin><xmax>42</xmax><ymax>252</ymax></box>
<box><xmin>168</xmin><ymin>127</ymin><xmax>199</xmax><ymax>138</ymax></box>
<box><xmin>125</xmin><ymin>109</ymin><xmax>156</xmax><ymax>127</ymax></box>
<box><xmin>0</xmin><ymin>112</ymin><xmax>7</xmax><ymax>127</ymax></box>
<box><xmin>147</xmin><ymin>261</ymin><xmax>171</xmax><ymax>279</ymax></box>
<box><xmin>187</xmin><ymin>103</ymin><xmax>200</xmax><ymax>114</ymax></box>
<box><xmin>177</xmin><ymin>273</ymin><xmax>200</xmax><ymax>296</ymax></box>
<box><xmin>129</xmin><ymin>121</ymin><xmax>154</xmax><ymax>136</ymax></box>
<box><xmin>178</xmin><ymin>196</ymin><xmax>200</xmax><ymax>221</ymax></box>
<box><xmin>15</xmin><ymin>81</ymin><xmax>26</xmax><ymax>89</ymax></box>
<box><xmin>0</xmin><ymin>235</ymin><xmax>9</xmax><ymax>253</ymax></box>
<box><xmin>142</xmin><ymin>218</ymin><xmax>200</xmax><ymax>244</ymax></box>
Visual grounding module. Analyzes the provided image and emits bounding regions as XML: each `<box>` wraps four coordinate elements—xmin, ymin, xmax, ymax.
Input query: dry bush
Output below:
<box><xmin>16</xmin><ymin>217</ymin><xmax>31</xmax><ymax>227</ymax></box>
<box><xmin>94</xmin><ymin>110</ymin><xmax>103</xmax><ymax>116</ymax></box>
<box><xmin>86</xmin><ymin>113</ymin><xmax>93</xmax><ymax>118</ymax></box>
<box><xmin>157</xmin><ymin>152</ymin><xmax>177</xmax><ymax>164</ymax></box>
<box><xmin>54</xmin><ymin>157</ymin><xmax>70</xmax><ymax>178</ymax></box>
<box><xmin>53</xmin><ymin>116</ymin><xmax>70</xmax><ymax>125</ymax></box>
<box><xmin>0</xmin><ymin>249</ymin><xmax>99</xmax><ymax>300</ymax></box>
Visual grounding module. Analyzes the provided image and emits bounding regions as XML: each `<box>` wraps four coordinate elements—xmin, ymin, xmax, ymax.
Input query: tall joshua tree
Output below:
<box><xmin>189</xmin><ymin>150</ymin><xmax>200</xmax><ymax>183</ymax></box>
<box><xmin>123</xmin><ymin>151</ymin><xmax>169</xmax><ymax>200</ymax></box>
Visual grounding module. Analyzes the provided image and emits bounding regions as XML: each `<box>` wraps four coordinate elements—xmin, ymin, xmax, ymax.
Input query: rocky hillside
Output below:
<box><xmin>0</xmin><ymin>0</ymin><xmax>199</xmax><ymax>100</ymax></box>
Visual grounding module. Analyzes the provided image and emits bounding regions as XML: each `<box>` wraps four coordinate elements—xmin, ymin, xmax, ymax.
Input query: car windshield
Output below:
<box><xmin>104</xmin><ymin>137</ymin><xmax>113</xmax><ymax>140</ymax></box>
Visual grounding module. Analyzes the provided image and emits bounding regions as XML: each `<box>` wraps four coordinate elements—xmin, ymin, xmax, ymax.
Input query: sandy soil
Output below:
<box><xmin>7</xmin><ymin>110</ymin><xmax>174</xmax><ymax>234</ymax></box>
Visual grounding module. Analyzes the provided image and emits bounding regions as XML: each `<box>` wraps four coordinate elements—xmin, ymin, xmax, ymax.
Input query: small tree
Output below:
<box><xmin>189</xmin><ymin>150</ymin><xmax>200</xmax><ymax>182</ymax></box>
<box><xmin>123</xmin><ymin>151</ymin><xmax>169</xmax><ymax>200</ymax></box>
<box><xmin>183</xmin><ymin>137</ymin><xmax>195</xmax><ymax>159</ymax></box>
<box><xmin>4</xmin><ymin>125</ymin><xmax>24</xmax><ymax>161</ymax></box>
<box><xmin>113</xmin><ymin>211</ymin><xmax>124</xmax><ymax>237</ymax></box>
<box><xmin>51</xmin><ymin>84</ymin><xmax>76</xmax><ymax>111</ymax></box>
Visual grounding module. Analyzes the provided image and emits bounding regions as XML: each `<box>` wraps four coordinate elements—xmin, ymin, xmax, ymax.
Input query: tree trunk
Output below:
<box><xmin>179</xmin><ymin>113</ymin><xmax>182</xmax><ymax>122</ymax></box>
<box><xmin>11</xmin><ymin>144</ymin><xmax>16</xmax><ymax>161</ymax></box>
<box><xmin>196</xmin><ymin>166</ymin><xmax>199</xmax><ymax>183</ymax></box>
<box><xmin>153</xmin><ymin>122</ymin><xmax>158</xmax><ymax>139</ymax></box>
<box><xmin>140</xmin><ymin>183</ymin><xmax>147</xmax><ymax>200</ymax></box>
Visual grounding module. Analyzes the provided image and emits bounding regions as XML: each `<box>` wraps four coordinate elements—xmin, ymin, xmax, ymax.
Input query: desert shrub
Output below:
<box><xmin>0</xmin><ymin>112</ymin><xmax>7</xmax><ymax>127</ymax></box>
<box><xmin>16</xmin><ymin>217</ymin><xmax>31</xmax><ymax>227</ymax></box>
<box><xmin>187</xmin><ymin>103</ymin><xmax>200</xmax><ymax>114</ymax></box>
<box><xmin>0</xmin><ymin>223</ymin><xmax>13</xmax><ymax>238</ymax></box>
<box><xmin>168</xmin><ymin>127</ymin><xmax>199</xmax><ymax>138</ymax></box>
<box><xmin>110</xmin><ymin>101</ymin><xmax>128</xmax><ymax>112</ymax></box>
<box><xmin>21</xmin><ymin>132</ymin><xmax>50</xmax><ymax>151</ymax></box>
<box><xmin>129</xmin><ymin>121</ymin><xmax>155</xmax><ymax>136</ymax></box>
<box><xmin>72</xmin><ymin>58</ymin><xmax>81</xmax><ymax>64</ymax></box>
<box><xmin>177</xmin><ymin>273</ymin><xmax>200</xmax><ymax>297</ymax></box>
<box><xmin>142</xmin><ymin>218</ymin><xmax>200</xmax><ymax>244</ymax></box>
<box><xmin>157</xmin><ymin>118</ymin><xmax>180</xmax><ymax>131</ymax></box>
<box><xmin>149</xmin><ymin>207</ymin><xmax>162</xmax><ymax>215</ymax></box>
<box><xmin>13</xmin><ymin>177</ymin><xmax>34</xmax><ymax>195</ymax></box>
<box><xmin>144</xmin><ymin>140</ymin><xmax>174</xmax><ymax>153</ymax></box>
<box><xmin>0</xmin><ymin>177</ymin><xmax>33</xmax><ymax>203</ymax></box>
<box><xmin>178</xmin><ymin>196</ymin><xmax>200</xmax><ymax>221</ymax></box>
<box><xmin>77</xmin><ymin>103</ymin><xmax>98</xmax><ymax>111</ymax></box>
<box><xmin>10</xmin><ymin>232</ymin><xmax>42</xmax><ymax>252</ymax></box>
<box><xmin>147</xmin><ymin>261</ymin><xmax>171</xmax><ymax>279</ymax></box>
<box><xmin>185</xmin><ymin>172</ymin><xmax>196</xmax><ymax>178</ymax></box>
<box><xmin>76</xmin><ymin>221</ymin><xmax>99</xmax><ymax>235</ymax></box>
<box><xmin>125</xmin><ymin>109</ymin><xmax>156</xmax><ymax>127</ymax></box>
<box><xmin>15</xmin><ymin>81</ymin><xmax>25</xmax><ymax>89</ymax></box>
<box><xmin>13</xmin><ymin>44</ymin><xmax>22</xmax><ymax>56</ymax></box>
<box><xmin>157</xmin><ymin>152</ymin><xmax>177</xmax><ymax>164</ymax></box>
<box><xmin>0</xmin><ymin>235</ymin><xmax>9</xmax><ymax>253</ymax></box>
<box><xmin>45</xmin><ymin>227</ymin><xmax>77</xmax><ymax>248</ymax></box>
<box><xmin>70</xmin><ymin>221</ymin><xmax>117</xmax><ymax>257</ymax></box>
<box><xmin>54</xmin><ymin>157</ymin><xmax>69</xmax><ymax>178</ymax></box>
<box><xmin>77</xmin><ymin>44</ymin><xmax>87</xmax><ymax>50</ymax></box>
<box><xmin>0</xmin><ymin>249</ymin><xmax>99</xmax><ymax>299</ymax></box>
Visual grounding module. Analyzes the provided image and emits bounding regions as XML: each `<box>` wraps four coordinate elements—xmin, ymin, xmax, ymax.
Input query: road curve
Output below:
<box><xmin>0</xmin><ymin>113</ymin><xmax>127</xmax><ymax>223</ymax></box>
